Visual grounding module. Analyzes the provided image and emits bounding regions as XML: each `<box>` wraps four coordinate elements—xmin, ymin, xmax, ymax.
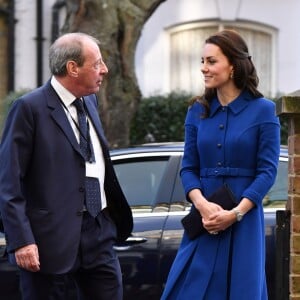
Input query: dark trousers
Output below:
<box><xmin>19</xmin><ymin>209</ymin><xmax>122</xmax><ymax>300</ymax></box>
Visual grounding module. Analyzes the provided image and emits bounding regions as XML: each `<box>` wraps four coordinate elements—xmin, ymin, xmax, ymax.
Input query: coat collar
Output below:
<box><xmin>209</xmin><ymin>90</ymin><xmax>254</xmax><ymax>117</ymax></box>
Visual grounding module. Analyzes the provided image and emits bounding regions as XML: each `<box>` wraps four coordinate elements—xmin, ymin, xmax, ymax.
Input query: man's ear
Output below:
<box><xmin>66</xmin><ymin>61</ymin><xmax>78</xmax><ymax>77</ymax></box>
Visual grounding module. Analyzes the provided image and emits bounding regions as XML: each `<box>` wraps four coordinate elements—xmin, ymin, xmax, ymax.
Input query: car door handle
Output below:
<box><xmin>113</xmin><ymin>236</ymin><xmax>147</xmax><ymax>251</ymax></box>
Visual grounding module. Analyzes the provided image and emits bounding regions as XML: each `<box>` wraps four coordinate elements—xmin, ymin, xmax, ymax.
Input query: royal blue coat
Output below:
<box><xmin>161</xmin><ymin>91</ymin><xmax>280</xmax><ymax>300</ymax></box>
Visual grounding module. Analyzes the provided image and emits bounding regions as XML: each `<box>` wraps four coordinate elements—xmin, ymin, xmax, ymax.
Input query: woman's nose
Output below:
<box><xmin>201</xmin><ymin>65</ymin><xmax>207</xmax><ymax>73</ymax></box>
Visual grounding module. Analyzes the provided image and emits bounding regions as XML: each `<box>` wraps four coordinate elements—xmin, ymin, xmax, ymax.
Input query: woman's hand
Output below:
<box><xmin>188</xmin><ymin>189</ymin><xmax>254</xmax><ymax>234</ymax></box>
<box><xmin>202</xmin><ymin>209</ymin><xmax>237</xmax><ymax>233</ymax></box>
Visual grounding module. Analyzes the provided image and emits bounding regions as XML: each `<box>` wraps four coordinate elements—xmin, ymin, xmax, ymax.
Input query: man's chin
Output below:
<box><xmin>91</xmin><ymin>86</ymin><xmax>100</xmax><ymax>94</ymax></box>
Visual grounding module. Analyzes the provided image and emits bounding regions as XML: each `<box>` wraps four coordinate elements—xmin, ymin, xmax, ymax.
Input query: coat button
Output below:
<box><xmin>217</xmin><ymin>162</ymin><xmax>222</xmax><ymax>166</ymax></box>
<box><xmin>217</xmin><ymin>143</ymin><xmax>222</xmax><ymax>148</ymax></box>
<box><xmin>219</xmin><ymin>124</ymin><xmax>224</xmax><ymax>129</ymax></box>
<box><xmin>79</xmin><ymin>187</ymin><xmax>85</xmax><ymax>192</ymax></box>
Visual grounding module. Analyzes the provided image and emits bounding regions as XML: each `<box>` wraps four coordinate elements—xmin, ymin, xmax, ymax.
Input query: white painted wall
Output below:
<box><xmin>14</xmin><ymin>0</ymin><xmax>58</xmax><ymax>89</ymax></box>
<box><xmin>14</xmin><ymin>0</ymin><xmax>37</xmax><ymax>89</ymax></box>
<box><xmin>135</xmin><ymin>0</ymin><xmax>300</xmax><ymax>96</ymax></box>
<box><xmin>14</xmin><ymin>0</ymin><xmax>300</xmax><ymax>98</ymax></box>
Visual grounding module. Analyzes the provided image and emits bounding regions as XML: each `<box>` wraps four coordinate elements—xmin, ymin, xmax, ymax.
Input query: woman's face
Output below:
<box><xmin>201</xmin><ymin>43</ymin><xmax>233</xmax><ymax>90</ymax></box>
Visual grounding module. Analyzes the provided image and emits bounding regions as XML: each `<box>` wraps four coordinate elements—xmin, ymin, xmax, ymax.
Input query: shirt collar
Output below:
<box><xmin>209</xmin><ymin>90</ymin><xmax>253</xmax><ymax>117</ymax></box>
<box><xmin>51</xmin><ymin>76</ymin><xmax>77</xmax><ymax>108</ymax></box>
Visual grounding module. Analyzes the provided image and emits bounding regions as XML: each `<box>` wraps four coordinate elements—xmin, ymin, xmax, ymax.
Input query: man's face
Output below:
<box><xmin>76</xmin><ymin>40</ymin><xmax>108</xmax><ymax>96</ymax></box>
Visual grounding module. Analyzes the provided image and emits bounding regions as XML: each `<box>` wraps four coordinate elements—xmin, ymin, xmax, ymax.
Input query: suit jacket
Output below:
<box><xmin>0</xmin><ymin>80</ymin><xmax>133</xmax><ymax>274</ymax></box>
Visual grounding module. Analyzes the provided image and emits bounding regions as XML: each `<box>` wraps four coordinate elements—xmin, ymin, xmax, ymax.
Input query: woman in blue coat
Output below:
<box><xmin>161</xmin><ymin>30</ymin><xmax>280</xmax><ymax>300</ymax></box>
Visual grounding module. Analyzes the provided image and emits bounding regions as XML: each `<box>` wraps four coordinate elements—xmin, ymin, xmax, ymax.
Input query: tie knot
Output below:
<box><xmin>73</xmin><ymin>98</ymin><xmax>85</xmax><ymax>112</ymax></box>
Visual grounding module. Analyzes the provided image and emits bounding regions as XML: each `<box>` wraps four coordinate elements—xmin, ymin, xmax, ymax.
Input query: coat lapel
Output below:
<box><xmin>44</xmin><ymin>83</ymin><xmax>82</xmax><ymax>157</ymax></box>
<box><xmin>44</xmin><ymin>82</ymin><xmax>108</xmax><ymax>160</ymax></box>
<box><xmin>83</xmin><ymin>96</ymin><xmax>110</xmax><ymax>158</ymax></box>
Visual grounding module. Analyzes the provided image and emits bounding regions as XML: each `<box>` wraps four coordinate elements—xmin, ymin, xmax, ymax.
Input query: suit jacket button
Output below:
<box><xmin>76</xmin><ymin>211</ymin><xmax>83</xmax><ymax>216</ymax></box>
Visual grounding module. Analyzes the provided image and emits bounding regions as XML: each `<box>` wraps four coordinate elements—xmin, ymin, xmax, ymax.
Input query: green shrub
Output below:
<box><xmin>278</xmin><ymin>115</ymin><xmax>288</xmax><ymax>145</ymax></box>
<box><xmin>270</xmin><ymin>97</ymin><xmax>288</xmax><ymax>146</ymax></box>
<box><xmin>0</xmin><ymin>89</ymin><xmax>31</xmax><ymax>134</ymax></box>
<box><xmin>130</xmin><ymin>92</ymin><xmax>192</xmax><ymax>145</ymax></box>
<box><xmin>130</xmin><ymin>93</ymin><xmax>288</xmax><ymax>146</ymax></box>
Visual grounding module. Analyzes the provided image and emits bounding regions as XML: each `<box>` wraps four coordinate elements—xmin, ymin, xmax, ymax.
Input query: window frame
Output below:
<box><xmin>166</xmin><ymin>20</ymin><xmax>278</xmax><ymax>97</ymax></box>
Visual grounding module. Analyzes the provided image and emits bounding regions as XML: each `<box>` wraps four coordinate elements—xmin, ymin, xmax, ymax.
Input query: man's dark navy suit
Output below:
<box><xmin>0</xmin><ymin>80</ymin><xmax>133</xmax><ymax>274</ymax></box>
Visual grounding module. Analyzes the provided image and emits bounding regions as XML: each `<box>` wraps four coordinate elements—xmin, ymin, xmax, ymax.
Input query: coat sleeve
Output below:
<box><xmin>180</xmin><ymin>102</ymin><xmax>204</xmax><ymax>200</ymax></box>
<box><xmin>241</xmin><ymin>100</ymin><xmax>281</xmax><ymax>206</ymax></box>
<box><xmin>0</xmin><ymin>98</ymin><xmax>36</xmax><ymax>252</ymax></box>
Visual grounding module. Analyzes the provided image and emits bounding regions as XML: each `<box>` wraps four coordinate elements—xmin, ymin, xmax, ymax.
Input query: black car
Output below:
<box><xmin>0</xmin><ymin>143</ymin><xmax>288</xmax><ymax>300</ymax></box>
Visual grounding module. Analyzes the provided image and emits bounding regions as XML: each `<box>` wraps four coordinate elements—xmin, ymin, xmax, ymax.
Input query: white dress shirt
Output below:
<box><xmin>51</xmin><ymin>76</ymin><xmax>107</xmax><ymax>209</ymax></box>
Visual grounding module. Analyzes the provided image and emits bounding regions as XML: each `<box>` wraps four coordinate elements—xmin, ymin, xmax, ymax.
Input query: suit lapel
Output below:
<box><xmin>84</xmin><ymin>96</ymin><xmax>110</xmax><ymax>157</ymax></box>
<box><xmin>44</xmin><ymin>82</ymin><xmax>109</xmax><ymax>159</ymax></box>
<box><xmin>44</xmin><ymin>82</ymin><xmax>82</xmax><ymax>157</ymax></box>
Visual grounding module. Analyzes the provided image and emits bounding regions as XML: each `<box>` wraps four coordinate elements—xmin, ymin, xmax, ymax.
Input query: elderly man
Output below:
<box><xmin>0</xmin><ymin>32</ymin><xmax>133</xmax><ymax>300</ymax></box>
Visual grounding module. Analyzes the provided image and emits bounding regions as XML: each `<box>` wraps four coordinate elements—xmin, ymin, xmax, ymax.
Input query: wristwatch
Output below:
<box><xmin>233</xmin><ymin>208</ymin><xmax>244</xmax><ymax>222</ymax></box>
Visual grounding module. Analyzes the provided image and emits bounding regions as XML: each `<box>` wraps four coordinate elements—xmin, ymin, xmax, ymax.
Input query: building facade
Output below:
<box><xmin>2</xmin><ymin>0</ymin><xmax>300</xmax><ymax>99</ymax></box>
<box><xmin>136</xmin><ymin>0</ymin><xmax>300</xmax><ymax>98</ymax></box>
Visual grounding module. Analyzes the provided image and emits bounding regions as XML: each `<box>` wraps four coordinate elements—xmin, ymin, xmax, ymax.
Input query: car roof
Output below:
<box><xmin>110</xmin><ymin>142</ymin><xmax>184</xmax><ymax>156</ymax></box>
<box><xmin>110</xmin><ymin>142</ymin><xmax>288</xmax><ymax>158</ymax></box>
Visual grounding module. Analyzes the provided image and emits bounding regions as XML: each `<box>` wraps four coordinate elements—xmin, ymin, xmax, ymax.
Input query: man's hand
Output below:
<box><xmin>15</xmin><ymin>244</ymin><xmax>40</xmax><ymax>272</ymax></box>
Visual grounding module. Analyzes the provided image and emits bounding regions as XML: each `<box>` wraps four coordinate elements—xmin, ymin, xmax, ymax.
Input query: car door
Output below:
<box><xmin>159</xmin><ymin>155</ymin><xmax>189</xmax><ymax>286</ymax></box>
<box><xmin>111</xmin><ymin>151</ymin><xmax>181</xmax><ymax>300</ymax></box>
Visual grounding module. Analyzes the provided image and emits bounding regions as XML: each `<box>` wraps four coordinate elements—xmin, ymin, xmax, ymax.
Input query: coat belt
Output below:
<box><xmin>200</xmin><ymin>167</ymin><xmax>255</xmax><ymax>177</ymax></box>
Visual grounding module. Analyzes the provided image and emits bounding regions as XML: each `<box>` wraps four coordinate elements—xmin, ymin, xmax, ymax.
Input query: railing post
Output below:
<box><xmin>275</xmin><ymin>210</ymin><xmax>290</xmax><ymax>300</ymax></box>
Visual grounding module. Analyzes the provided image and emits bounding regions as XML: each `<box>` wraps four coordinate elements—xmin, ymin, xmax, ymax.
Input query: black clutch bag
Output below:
<box><xmin>181</xmin><ymin>184</ymin><xmax>237</xmax><ymax>240</ymax></box>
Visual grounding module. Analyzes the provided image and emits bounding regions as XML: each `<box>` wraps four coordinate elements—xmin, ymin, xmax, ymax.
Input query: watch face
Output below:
<box><xmin>237</xmin><ymin>213</ymin><xmax>243</xmax><ymax>221</ymax></box>
<box><xmin>233</xmin><ymin>209</ymin><xmax>243</xmax><ymax>221</ymax></box>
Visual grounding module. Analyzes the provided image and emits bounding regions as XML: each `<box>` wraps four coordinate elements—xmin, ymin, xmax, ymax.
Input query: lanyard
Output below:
<box><xmin>59</xmin><ymin>98</ymin><xmax>92</xmax><ymax>145</ymax></box>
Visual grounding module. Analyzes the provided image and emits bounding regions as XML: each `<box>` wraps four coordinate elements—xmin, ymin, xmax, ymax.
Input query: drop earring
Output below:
<box><xmin>230</xmin><ymin>71</ymin><xmax>234</xmax><ymax>79</ymax></box>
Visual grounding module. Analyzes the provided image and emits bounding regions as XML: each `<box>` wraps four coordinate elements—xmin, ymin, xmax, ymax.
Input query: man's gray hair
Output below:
<box><xmin>49</xmin><ymin>32</ymin><xmax>100</xmax><ymax>76</ymax></box>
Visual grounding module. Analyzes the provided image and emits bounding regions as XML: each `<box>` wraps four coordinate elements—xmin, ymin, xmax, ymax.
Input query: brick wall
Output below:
<box><xmin>277</xmin><ymin>91</ymin><xmax>300</xmax><ymax>299</ymax></box>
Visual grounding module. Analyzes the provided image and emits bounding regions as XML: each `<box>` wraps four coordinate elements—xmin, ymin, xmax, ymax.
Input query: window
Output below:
<box><xmin>263</xmin><ymin>159</ymin><xmax>288</xmax><ymax>208</ymax></box>
<box><xmin>168</xmin><ymin>22</ymin><xmax>277</xmax><ymax>97</ymax></box>
<box><xmin>169</xmin><ymin>157</ymin><xmax>288</xmax><ymax>210</ymax></box>
<box><xmin>113</xmin><ymin>158</ymin><xmax>169</xmax><ymax>213</ymax></box>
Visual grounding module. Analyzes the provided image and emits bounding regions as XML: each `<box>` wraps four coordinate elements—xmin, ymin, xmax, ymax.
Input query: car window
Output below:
<box><xmin>263</xmin><ymin>159</ymin><xmax>288</xmax><ymax>208</ymax></box>
<box><xmin>169</xmin><ymin>160</ymin><xmax>191</xmax><ymax>211</ymax></box>
<box><xmin>171</xmin><ymin>157</ymin><xmax>288</xmax><ymax>210</ymax></box>
<box><xmin>113</xmin><ymin>157</ymin><xmax>169</xmax><ymax>213</ymax></box>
